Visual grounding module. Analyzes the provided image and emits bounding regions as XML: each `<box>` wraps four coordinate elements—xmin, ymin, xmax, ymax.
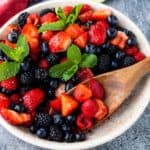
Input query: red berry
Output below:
<box><xmin>79</xmin><ymin>10</ymin><xmax>93</xmax><ymax>23</ymax></box>
<box><xmin>80</xmin><ymin>4</ymin><xmax>92</xmax><ymax>14</ymax></box>
<box><xmin>0</xmin><ymin>93</ymin><xmax>10</xmax><ymax>110</ymax></box>
<box><xmin>76</xmin><ymin>113</ymin><xmax>93</xmax><ymax>131</ymax></box>
<box><xmin>134</xmin><ymin>52</ymin><xmax>145</xmax><ymax>62</ymax></box>
<box><xmin>40</xmin><ymin>13</ymin><xmax>58</xmax><ymax>24</ymax></box>
<box><xmin>10</xmin><ymin>94</ymin><xmax>21</xmax><ymax>104</ymax></box>
<box><xmin>39</xmin><ymin>59</ymin><xmax>49</xmax><ymax>69</ymax></box>
<box><xmin>50</xmin><ymin>98</ymin><xmax>61</xmax><ymax>112</ymax></box>
<box><xmin>81</xmin><ymin>99</ymin><xmax>98</xmax><ymax>118</ymax></box>
<box><xmin>89</xmin><ymin>79</ymin><xmax>105</xmax><ymax>99</ymax></box>
<box><xmin>1</xmin><ymin>77</ymin><xmax>18</xmax><ymax>90</ymax></box>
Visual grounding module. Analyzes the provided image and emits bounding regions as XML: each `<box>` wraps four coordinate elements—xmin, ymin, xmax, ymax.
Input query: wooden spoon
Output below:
<box><xmin>67</xmin><ymin>57</ymin><xmax>150</xmax><ymax>118</ymax></box>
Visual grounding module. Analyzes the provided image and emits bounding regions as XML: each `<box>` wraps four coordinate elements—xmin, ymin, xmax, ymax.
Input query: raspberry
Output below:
<box><xmin>134</xmin><ymin>52</ymin><xmax>145</xmax><ymax>62</ymax></box>
<box><xmin>35</xmin><ymin>68</ymin><xmax>48</xmax><ymax>81</ymax></box>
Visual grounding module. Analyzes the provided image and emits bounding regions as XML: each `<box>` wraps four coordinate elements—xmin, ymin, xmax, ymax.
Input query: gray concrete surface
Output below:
<box><xmin>0</xmin><ymin>0</ymin><xmax>150</xmax><ymax>149</ymax></box>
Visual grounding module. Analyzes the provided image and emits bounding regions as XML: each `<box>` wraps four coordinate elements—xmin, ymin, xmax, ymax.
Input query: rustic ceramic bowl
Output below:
<box><xmin>0</xmin><ymin>0</ymin><xmax>150</xmax><ymax>149</ymax></box>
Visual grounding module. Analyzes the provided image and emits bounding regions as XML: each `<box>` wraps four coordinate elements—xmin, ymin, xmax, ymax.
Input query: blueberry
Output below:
<box><xmin>29</xmin><ymin>125</ymin><xmax>38</xmax><ymax>134</ymax></box>
<box><xmin>108</xmin><ymin>15</ymin><xmax>118</xmax><ymax>27</ymax></box>
<box><xmin>61</xmin><ymin>124</ymin><xmax>71</xmax><ymax>132</ymax></box>
<box><xmin>75</xmin><ymin>132</ymin><xmax>86</xmax><ymax>141</ymax></box>
<box><xmin>127</xmin><ymin>37</ymin><xmax>137</xmax><ymax>46</ymax></box>
<box><xmin>7</xmin><ymin>30</ymin><xmax>19</xmax><ymax>43</ymax></box>
<box><xmin>85</xmin><ymin>44</ymin><xmax>96</xmax><ymax>54</ymax></box>
<box><xmin>65</xmin><ymin>82</ymin><xmax>74</xmax><ymax>92</ymax></box>
<box><xmin>111</xmin><ymin>60</ymin><xmax>119</xmax><ymax>69</ymax></box>
<box><xmin>40</xmin><ymin>42</ymin><xmax>49</xmax><ymax>56</ymax></box>
<box><xmin>53</xmin><ymin>114</ymin><xmax>64</xmax><ymax>126</ymax></box>
<box><xmin>66</xmin><ymin>115</ymin><xmax>76</xmax><ymax>125</ymax></box>
<box><xmin>64</xmin><ymin>132</ymin><xmax>75</xmax><ymax>142</ymax></box>
<box><xmin>101</xmin><ymin>42</ymin><xmax>110</xmax><ymax>50</ymax></box>
<box><xmin>49</xmin><ymin>79</ymin><xmax>59</xmax><ymax>89</ymax></box>
<box><xmin>18</xmin><ymin>12</ymin><xmax>29</xmax><ymax>28</ymax></box>
<box><xmin>122</xmin><ymin>56</ymin><xmax>135</xmax><ymax>67</ymax></box>
<box><xmin>85</xmin><ymin>21</ymin><xmax>93</xmax><ymax>29</ymax></box>
<box><xmin>115</xmin><ymin>51</ymin><xmax>126</xmax><ymax>60</ymax></box>
<box><xmin>47</xmin><ymin>88</ymin><xmax>55</xmax><ymax>99</ymax></box>
<box><xmin>39</xmin><ymin>8</ymin><xmax>55</xmax><ymax>16</ymax></box>
<box><xmin>36</xmin><ymin>128</ymin><xmax>47</xmax><ymax>138</ymax></box>
<box><xmin>107</xmin><ymin>28</ymin><xmax>117</xmax><ymax>39</ymax></box>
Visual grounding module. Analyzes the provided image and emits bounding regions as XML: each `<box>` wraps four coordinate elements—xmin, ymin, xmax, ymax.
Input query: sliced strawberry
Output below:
<box><xmin>23</xmin><ymin>88</ymin><xmax>45</xmax><ymax>111</ymax></box>
<box><xmin>60</xmin><ymin>93</ymin><xmax>79</xmax><ymax>117</ymax></box>
<box><xmin>0</xmin><ymin>93</ymin><xmax>10</xmax><ymax>110</ymax></box>
<box><xmin>74</xmin><ymin>84</ymin><xmax>92</xmax><ymax>102</ymax></box>
<box><xmin>50</xmin><ymin>98</ymin><xmax>61</xmax><ymax>112</ymax></box>
<box><xmin>134</xmin><ymin>52</ymin><xmax>145</xmax><ymax>62</ymax></box>
<box><xmin>74</xmin><ymin>32</ymin><xmax>88</xmax><ymax>48</ymax></box>
<box><xmin>97</xmin><ymin>20</ymin><xmax>109</xmax><ymax>30</ymax></box>
<box><xmin>40</xmin><ymin>13</ymin><xmax>58</xmax><ymax>24</ymax></box>
<box><xmin>89</xmin><ymin>79</ymin><xmax>105</xmax><ymax>99</ymax></box>
<box><xmin>125</xmin><ymin>46</ymin><xmax>139</xmax><ymax>55</ymax></box>
<box><xmin>63</xmin><ymin>6</ymin><xmax>74</xmax><ymax>16</ymax></box>
<box><xmin>0</xmin><ymin>108</ymin><xmax>31</xmax><ymax>125</ymax></box>
<box><xmin>39</xmin><ymin>59</ymin><xmax>49</xmax><ymax>69</ymax></box>
<box><xmin>41</xmin><ymin>31</ymin><xmax>54</xmax><ymax>42</ymax></box>
<box><xmin>92</xmin><ymin>9</ymin><xmax>111</xmax><ymax>20</ymax></box>
<box><xmin>80</xmin><ymin>4</ymin><xmax>92</xmax><ymax>14</ymax></box>
<box><xmin>49</xmin><ymin>31</ymin><xmax>72</xmax><ymax>53</ymax></box>
<box><xmin>65</xmin><ymin>24</ymin><xmax>84</xmax><ymax>39</ymax></box>
<box><xmin>10</xmin><ymin>94</ymin><xmax>21</xmax><ymax>104</ymax></box>
<box><xmin>77</xmin><ymin>68</ymin><xmax>94</xmax><ymax>81</ymax></box>
<box><xmin>27</xmin><ymin>14</ymin><xmax>40</xmax><ymax>26</ymax></box>
<box><xmin>1</xmin><ymin>77</ymin><xmax>18</xmax><ymax>91</ymax></box>
<box><xmin>94</xmin><ymin>99</ymin><xmax>108</xmax><ymax>121</ymax></box>
<box><xmin>76</xmin><ymin>113</ymin><xmax>93</xmax><ymax>131</ymax></box>
<box><xmin>79</xmin><ymin>10</ymin><xmax>93</xmax><ymax>23</ymax></box>
<box><xmin>111</xmin><ymin>31</ymin><xmax>128</xmax><ymax>49</ymax></box>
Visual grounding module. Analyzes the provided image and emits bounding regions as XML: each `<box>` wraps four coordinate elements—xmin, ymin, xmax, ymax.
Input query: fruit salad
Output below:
<box><xmin>0</xmin><ymin>4</ymin><xmax>146</xmax><ymax>142</ymax></box>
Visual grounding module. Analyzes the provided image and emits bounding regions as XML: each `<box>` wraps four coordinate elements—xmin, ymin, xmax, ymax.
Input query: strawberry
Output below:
<box><xmin>81</xmin><ymin>99</ymin><xmax>98</xmax><ymax>118</ymax></box>
<box><xmin>89</xmin><ymin>21</ymin><xmax>107</xmax><ymax>46</ymax></box>
<box><xmin>27</xmin><ymin>14</ymin><xmax>40</xmax><ymax>26</ymax></box>
<box><xmin>89</xmin><ymin>79</ymin><xmax>105</xmax><ymax>99</ymax></box>
<box><xmin>125</xmin><ymin>46</ymin><xmax>139</xmax><ymax>55</ymax></box>
<box><xmin>97</xmin><ymin>20</ymin><xmax>109</xmax><ymax>30</ymax></box>
<box><xmin>74</xmin><ymin>84</ymin><xmax>92</xmax><ymax>102</ymax></box>
<box><xmin>49</xmin><ymin>31</ymin><xmax>72</xmax><ymax>53</ymax></box>
<box><xmin>40</xmin><ymin>13</ymin><xmax>58</xmax><ymax>24</ymax></box>
<box><xmin>63</xmin><ymin>6</ymin><xmax>74</xmax><ymax>16</ymax></box>
<box><xmin>77</xmin><ymin>68</ymin><xmax>94</xmax><ymax>81</ymax></box>
<box><xmin>0</xmin><ymin>108</ymin><xmax>31</xmax><ymax>125</ymax></box>
<box><xmin>50</xmin><ymin>98</ymin><xmax>61</xmax><ymax>112</ymax></box>
<box><xmin>92</xmin><ymin>9</ymin><xmax>111</xmax><ymax>20</ymax></box>
<box><xmin>1</xmin><ymin>77</ymin><xmax>18</xmax><ymax>91</ymax></box>
<box><xmin>79</xmin><ymin>10</ymin><xmax>93</xmax><ymax>23</ymax></box>
<box><xmin>65</xmin><ymin>24</ymin><xmax>84</xmax><ymax>39</ymax></box>
<box><xmin>0</xmin><ymin>93</ymin><xmax>10</xmax><ymax>110</ymax></box>
<box><xmin>60</xmin><ymin>93</ymin><xmax>79</xmax><ymax>117</ymax></box>
<box><xmin>10</xmin><ymin>94</ymin><xmax>21</xmax><ymax>104</ymax></box>
<box><xmin>41</xmin><ymin>31</ymin><xmax>54</xmax><ymax>42</ymax></box>
<box><xmin>111</xmin><ymin>31</ymin><xmax>128</xmax><ymax>49</ymax></box>
<box><xmin>5</xmin><ymin>40</ymin><xmax>16</xmax><ymax>49</ymax></box>
<box><xmin>80</xmin><ymin>4</ymin><xmax>92</xmax><ymax>14</ymax></box>
<box><xmin>134</xmin><ymin>52</ymin><xmax>145</xmax><ymax>62</ymax></box>
<box><xmin>74</xmin><ymin>32</ymin><xmax>88</xmax><ymax>48</ymax></box>
<box><xmin>23</xmin><ymin>88</ymin><xmax>45</xmax><ymax>111</ymax></box>
<box><xmin>94</xmin><ymin>99</ymin><xmax>108</xmax><ymax>121</ymax></box>
<box><xmin>39</xmin><ymin>59</ymin><xmax>49</xmax><ymax>69</ymax></box>
<box><xmin>76</xmin><ymin>113</ymin><xmax>93</xmax><ymax>131</ymax></box>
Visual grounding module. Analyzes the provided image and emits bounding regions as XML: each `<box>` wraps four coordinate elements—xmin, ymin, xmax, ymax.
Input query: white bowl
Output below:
<box><xmin>0</xmin><ymin>0</ymin><xmax>150</xmax><ymax>149</ymax></box>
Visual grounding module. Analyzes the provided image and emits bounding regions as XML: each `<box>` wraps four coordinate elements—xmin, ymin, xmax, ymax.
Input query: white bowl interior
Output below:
<box><xmin>0</xmin><ymin>0</ymin><xmax>150</xmax><ymax>149</ymax></box>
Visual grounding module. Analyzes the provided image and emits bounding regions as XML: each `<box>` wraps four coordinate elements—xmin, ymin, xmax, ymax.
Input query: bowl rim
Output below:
<box><xmin>0</xmin><ymin>0</ymin><xmax>150</xmax><ymax>149</ymax></box>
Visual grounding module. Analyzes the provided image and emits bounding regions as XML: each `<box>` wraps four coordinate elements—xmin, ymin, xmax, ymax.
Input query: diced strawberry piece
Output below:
<box><xmin>77</xmin><ymin>68</ymin><xmax>94</xmax><ymax>81</ymax></box>
<box><xmin>1</xmin><ymin>77</ymin><xmax>18</xmax><ymax>91</ymax></box>
<box><xmin>0</xmin><ymin>108</ymin><xmax>31</xmax><ymax>125</ymax></box>
<box><xmin>134</xmin><ymin>52</ymin><xmax>145</xmax><ymax>62</ymax></box>
<box><xmin>40</xmin><ymin>13</ymin><xmax>58</xmax><ymax>24</ymax></box>
<box><xmin>41</xmin><ymin>31</ymin><xmax>54</xmax><ymax>42</ymax></box>
<box><xmin>89</xmin><ymin>21</ymin><xmax>107</xmax><ymax>45</ymax></box>
<box><xmin>92</xmin><ymin>9</ymin><xmax>111</xmax><ymax>20</ymax></box>
<box><xmin>5</xmin><ymin>40</ymin><xmax>16</xmax><ymax>49</ymax></box>
<box><xmin>60</xmin><ymin>93</ymin><xmax>79</xmax><ymax>117</ymax></box>
<box><xmin>49</xmin><ymin>31</ymin><xmax>72</xmax><ymax>53</ymax></box>
<box><xmin>89</xmin><ymin>79</ymin><xmax>105</xmax><ymax>99</ymax></box>
<box><xmin>0</xmin><ymin>93</ymin><xmax>10</xmax><ymax>110</ymax></box>
<box><xmin>74</xmin><ymin>84</ymin><xmax>92</xmax><ymax>102</ymax></box>
<box><xmin>111</xmin><ymin>31</ymin><xmax>128</xmax><ymax>49</ymax></box>
<box><xmin>39</xmin><ymin>59</ymin><xmax>49</xmax><ymax>69</ymax></box>
<box><xmin>97</xmin><ymin>20</ymin><xmax>109</xmax><ymax>30</ymax></box>
<box><xmin>27</xmin><ymin>14</ymin><xmax>40</xmax><ymax>26</ymax></box>
<box><xmin>79</xmin><ymin>10</ymin><xmax>93</xmax><ymax>23</ymax></box>
<box><xmin>63</xmin><ymin>6</ymin><xmax>74</xmax><ymax>16</ymax></box>
<box><xmin>80</xmin><ymin>4</ymin><xmax>92</xmax><ymax>14</ymax></box>
<box><xmin>10</xmin><ymin>94</ymin><xmax>21</xmax><ymax>104</ymax></box>
<box><xmin>65</xmin><ymin>24</ymin><xmax>84</xmax><ymax>39</ymax></box>
<box><xmin>125</xmin><ymin>46</ymin><xmax>139</xmax><ymax>55</ymax></box>
<box><xmin>81</xmin><ymin>99</ymin><xmax>98</xmax><ymax>118</ymax></box>
<box><xmin>76</xmin><ymin>113</ymin><xmax>93</xmax><ymax>131</ymax></box>
<box><xmin>23</xmin><ymin>88</ymin><xmax>45</xmax><ymax>111</ymax></box>
<box><xmin>94</xmin><ymin>99</ymin><xmax>108</xmax><ymax>121</ymax></box>
<box><xmin>50</xmin><ymin>98</ymin><xmax>61</xmax><ymax>112</ymax></box>
<box><xmin>74</xmin><ymin>32</ymin><xmax>88</xmax><ymax>48</ymax></box>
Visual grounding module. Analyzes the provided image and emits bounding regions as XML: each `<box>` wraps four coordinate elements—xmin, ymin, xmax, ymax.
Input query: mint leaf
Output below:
<box><xmin>66</xmin><ymin>4</ymin><xmax>83</xmax><ymax>24</ymax></box>
<box><xmin>79</xmin><ymin>54</ymin><xmax>98</xmax><ymax>68</ymax></box>
<box><xmin>0</xmin><ymin>35</ymin><xmax>29</xmax><ymax>62</ymax></box>
<box><xmin>39</xmin><ymin>20</ymin><xmax>66</xmax><ymax>32</ymax></box>
<box><xmin>67</xmin><ymin>44</ymin><xmax>81</xmax><ymax>64</ymax></box>
<box><xmin>49</xmin><ymin>61</ymin><xmax>73</xmax><ymax>78</ymax></box>
<box><xmin>0</xmin><ymin>62</ymin><xmax>20</xmax><ymax>81</ymax></box>
<box><xmin>56</xmin><ymin>7</ymin><xmax>67</xmax><ymax>21</ymax></box>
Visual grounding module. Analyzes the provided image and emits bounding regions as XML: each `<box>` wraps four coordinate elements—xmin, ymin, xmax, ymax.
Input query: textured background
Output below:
<box><xmin>0</xmin><ymin>0</ymin><xmax>150</xmax><ymax>150</ymax></box>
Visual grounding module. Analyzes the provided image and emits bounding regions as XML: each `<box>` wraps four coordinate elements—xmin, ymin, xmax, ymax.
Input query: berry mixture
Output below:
<box><xmin>0</xmin><ymin>4</ymin><xmax>146</xmax><ymax>142</ymax></box>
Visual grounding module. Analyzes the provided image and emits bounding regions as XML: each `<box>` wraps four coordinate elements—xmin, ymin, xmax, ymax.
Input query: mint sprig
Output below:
<box><xmin>49</xmin><ymin>44</ymin><xmax>98</xmax><ymax>81</ymax></box>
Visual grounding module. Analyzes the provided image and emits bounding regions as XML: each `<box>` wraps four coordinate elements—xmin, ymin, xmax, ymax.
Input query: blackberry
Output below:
<box><xmin>39</xmin><ymin>8</ymin><xmax>55</xmax><ymax>16</ymax></box>
<box><xmin>35</xmin><ymin>68</ymin><xmax>48</xmax><ymax>81</ymax></box>
<box><xmin>65</xmin><ymin>82</ymin><xmax>74</xmax><ymax>92</ymax></box>
<box><xmin>84</xmin><ymin>21</ymin><xmax>93</xmax><ymax>29</ymax></box>
<box><xmin>107</xmin><ymin>28</ymin><xmax>117</xmax><ymax>39</ymax></box>
<box><xmin>64</xmin><ymin>132</ymin><xmax>75</xmax><ymax>142</ymax></box>
<box><xmin>48</xmin><ymin>125</ymin><xmax>64</xmax><ymax>141</ymax></box>
<box><xmin>46</xmin><ymin>54</ymin><xmax>59</xmax><ymax>66</ymax></box>
<box><xmin>36</xmin><ymin>128</ymin><xmax>47</xmax><ymax>138</ymax></box>
<box><xmin>47</xmin><ymin>88</ymin><xmax>55</xmax><ymax>99</ymax></box>
<box><xmin>17</xmin><ymin>12</ymin><xmax>29</xmax><ymax>28</ymax></box>
<box><xmin>35</xmin><ymin>113</ymin><xmax>53</xmax><ymax>127</ymax></box>
<box><xmin>49</xmin><ymin>79</ymin><xmax>59</xmax><ymax>89</ymax></box>
<box><xmin>122</xmin><ymin>56</ymin><xmax>135</xmax><ymax>67</ymax></box>
<box><xmin>127</xmin><ymin>37</ymin><xmax>137</xmax><ymax>46</ymax></box>
<box><xmin>65</xmin><ymin>115</ymin><xmax>76</xmax><ymax>125</ymax></box>
<box><xmin>40</xmin><ymin>42</ymin><xmax>49</xmax><ymax>57</ymax></box>
<box><xmin>85</xmin><ymin>44</ymin><xmax>96</xmax><ymax>54</ymax></box>
<box><xmin>53</xmin><ymin>114</ymin><xmax>64</xmax><ymax>126</ymax></box>
<box><xmin>75</xmin><ymin>132</ymin><xmax>86</xmax><ymax>141</ymax></box>
<box><xmin>7</xmin><ymin>30</ymin><xmax>19</xmax><ymax>43</ymax></box>
<box><xmin>20</xmin><ymin>71</ymin><xmax>34</xmax><ymax>85</ymax></box>
<box><xmin>108</xmin><ymin>15</ymin><xmax>118</xmax><ymax>27</ymax></box>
